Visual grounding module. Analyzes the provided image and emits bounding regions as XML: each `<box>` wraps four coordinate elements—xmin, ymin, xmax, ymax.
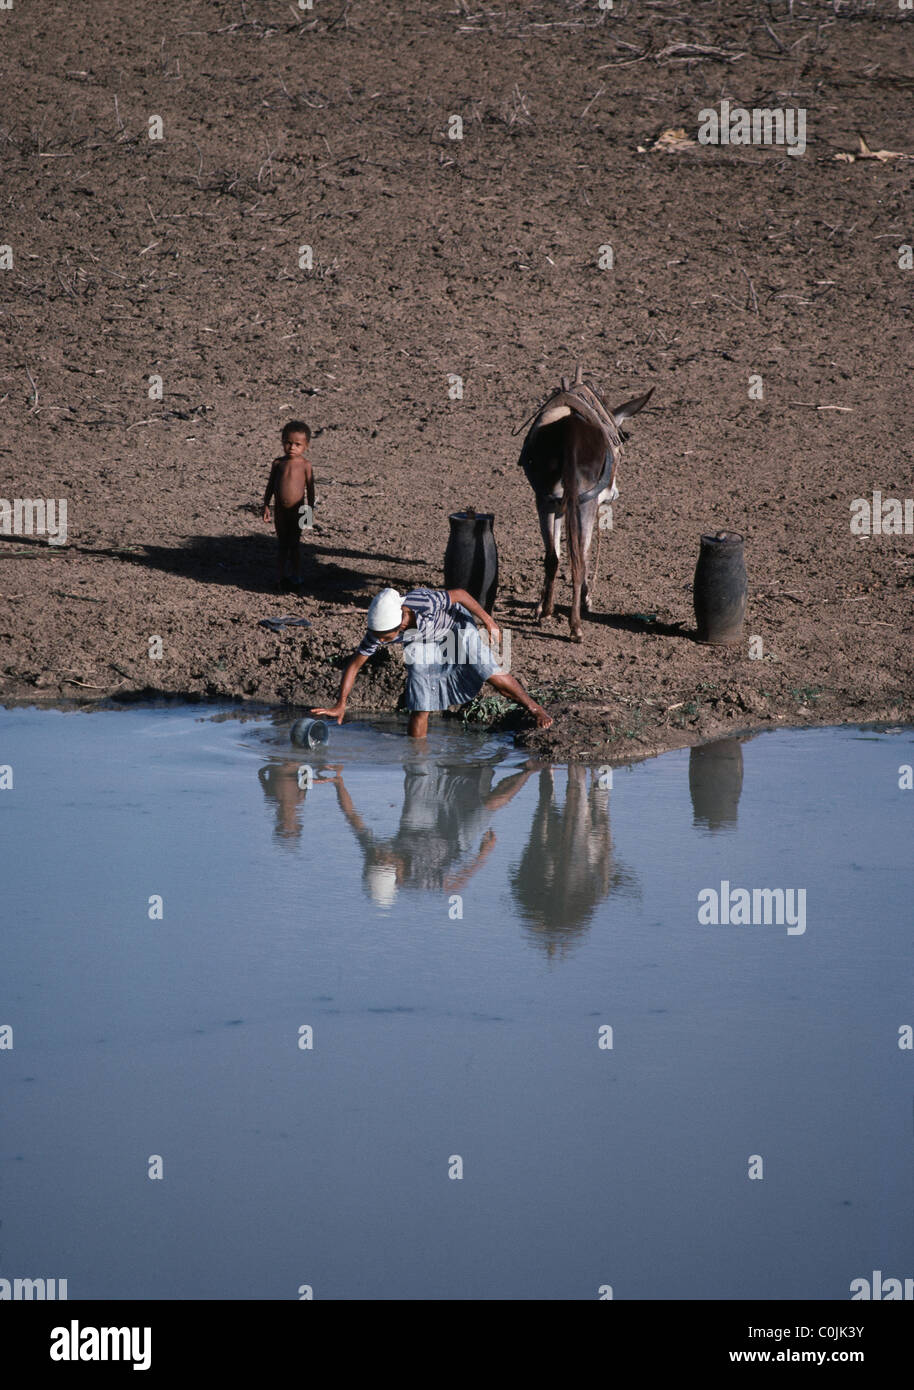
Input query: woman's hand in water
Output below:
<box><xmin>312</xmin><ymin>704</ymin><xmax>345</xmax><ymax>725</ymax></box>
<box><xmin>314</xmin><ymin>764</ymin><xmax>344</xmax><ymax>785</ymax></box>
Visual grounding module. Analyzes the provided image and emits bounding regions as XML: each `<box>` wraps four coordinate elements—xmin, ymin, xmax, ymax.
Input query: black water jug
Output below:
<box><xmin>689</xmin><ymin>738</ymin><xmax>744</xmax><ymax>832</ymax></box>
<box><xmin>444</xmin><ymin>510</ymin><xmax>499</xmax><ymax>614</ymax></box>
<box><xmin>693</xmin><ymin>531</ymin><xmax>747</xmax><ymax>645</ymax></box>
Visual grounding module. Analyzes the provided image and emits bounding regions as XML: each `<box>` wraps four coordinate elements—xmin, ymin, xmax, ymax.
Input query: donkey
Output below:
<box><xmin>517</xmin><ymin>368</ymin><xmax>653</xmax><ymax>641</ymax></box>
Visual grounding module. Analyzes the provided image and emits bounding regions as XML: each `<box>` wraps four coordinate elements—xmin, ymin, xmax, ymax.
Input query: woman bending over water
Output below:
<box><xmin>313</xmin><ymin>586</ymin><xmax>553</xmax><ymax>738</ymax></box>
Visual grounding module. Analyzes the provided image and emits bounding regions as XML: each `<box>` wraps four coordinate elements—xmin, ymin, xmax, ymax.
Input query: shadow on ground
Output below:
<box><xmin>0</xmin><ymin>532</ymin><xmax>420</xmax><ymax>602</ymax></box>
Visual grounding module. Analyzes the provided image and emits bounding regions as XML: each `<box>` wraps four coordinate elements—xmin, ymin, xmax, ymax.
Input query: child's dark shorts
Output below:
<box><xmin>274</xmin><ymin>500</ymin><xmax>306</xmax><ymax>543</ymax></box>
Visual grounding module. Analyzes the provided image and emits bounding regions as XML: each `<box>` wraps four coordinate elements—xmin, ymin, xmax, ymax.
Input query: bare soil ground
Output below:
<box><xmin>1</xmin><ymin>0</ymin><xmax>912</xmax><ymax>761</ymax></box>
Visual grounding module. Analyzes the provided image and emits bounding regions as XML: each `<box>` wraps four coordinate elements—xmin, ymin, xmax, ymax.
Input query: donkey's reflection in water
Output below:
<box><xmin>328</xmin><ymin>758</ymin><xmax>539</xmax><ymax>907</ymax></box>
<box><xmin>510</xmin><ymin>766</ymin><xmax>638</xmax><ymax>957</ymax></box>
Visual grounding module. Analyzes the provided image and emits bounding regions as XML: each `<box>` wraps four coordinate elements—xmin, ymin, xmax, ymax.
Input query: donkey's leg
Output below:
<box><xmin>535</xmin><ymin>505</ymin><xmax>559</xmax><ymax>621</ymax></box>
<box><xmin>569</xmin><ymin>578</ymin><xmax>583</xmax><ymax>642</ymax></box>
<box><xmin>566</xmin><ymin>503</ymin><xmax>594</xmax><ymax>642</ymax></box>
<box><xmin>579</xmin><ymin>498</ymin><xmax>600</xmax><ymax>618</ymax></box>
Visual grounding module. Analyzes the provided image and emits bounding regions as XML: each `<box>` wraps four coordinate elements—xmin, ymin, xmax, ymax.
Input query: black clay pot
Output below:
<box><xmin>444</xmin><ymin>510</ymin><xmax>499</xmax><ymax>614</ymax></box>
<box><xmin>689</xmin><ymin>738</ymin><xmax>744</xmax><ymax>832</ymax></box>
<box><xmin>693</xmin><ymin>531</ymin><xmax>748</xmax><ymax>645</ymax></box>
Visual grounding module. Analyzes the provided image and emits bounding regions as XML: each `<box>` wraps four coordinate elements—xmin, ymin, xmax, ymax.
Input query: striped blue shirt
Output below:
<box><xmin>358</xmin><ymin>587</ymin><xmax>460</xmax><ymax>657</ymax></box>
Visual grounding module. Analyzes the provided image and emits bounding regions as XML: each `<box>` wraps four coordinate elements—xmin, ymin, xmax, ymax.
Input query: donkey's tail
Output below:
<box><xmin>562</xmin><ymin>428</ymin><xmax>584</xmax><ymax>601</ymax></box>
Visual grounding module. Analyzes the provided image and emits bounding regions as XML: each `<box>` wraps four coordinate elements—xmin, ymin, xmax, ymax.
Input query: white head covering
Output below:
<box><xmin>367</xmin><ymin>587</ymin><xmax>404</xmax><ymax>634</ymax></box>
<box><xmin>365</xmin><ymin>864</ymin><xmax>398</xmax><ymax>908</ymax></box>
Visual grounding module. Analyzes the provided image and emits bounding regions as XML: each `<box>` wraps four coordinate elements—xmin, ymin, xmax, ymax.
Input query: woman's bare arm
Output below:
<box><xmin>312</xmin><ymin>650</ymin><xmax>370</xmax><ymax>723</ymax></box>
<box><xmin>446</xmin><ymin>587</ymin><xmax>500</xmax><ymax>640</ymax></box>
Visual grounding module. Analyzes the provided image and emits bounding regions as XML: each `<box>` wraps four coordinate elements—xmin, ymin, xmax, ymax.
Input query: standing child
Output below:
<box><xmin>262</xmin><ymin>420</ymin><xmax>315</xmax><ymax>591</ymax></box>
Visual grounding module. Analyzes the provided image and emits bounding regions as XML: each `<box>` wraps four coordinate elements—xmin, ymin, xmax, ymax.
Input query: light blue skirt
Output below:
<box><xmin>403</xmin><ymin>612</ymin><xmax>502</xmax><ymax>712</ymax></box>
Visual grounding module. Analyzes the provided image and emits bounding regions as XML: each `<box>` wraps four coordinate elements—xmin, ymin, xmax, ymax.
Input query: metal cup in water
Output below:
<box><xmin>290</xmin><ymin>717</ymin><xmax>329</xmax><ymax>749</ymax></box>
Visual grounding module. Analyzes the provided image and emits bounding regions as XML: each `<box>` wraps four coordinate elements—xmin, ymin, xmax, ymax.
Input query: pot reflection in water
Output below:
<box><xmin>688</xmin><ymin>737</ymin><xmax>745</xmax><ymax>832</ymax></box>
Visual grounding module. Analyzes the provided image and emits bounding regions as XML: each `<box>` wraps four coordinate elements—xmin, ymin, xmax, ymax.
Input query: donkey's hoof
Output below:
<box><xmin>570</xmin><ymin>628</ymin><xmax>584</xmax><ymax>644</ymax></box>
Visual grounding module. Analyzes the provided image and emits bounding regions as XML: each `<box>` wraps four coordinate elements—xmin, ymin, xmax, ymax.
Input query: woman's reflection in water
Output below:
<box><xmin>328</xmin><ymin>758</ymin><xmax>540</xmax><ymax>907</ymax></box>
<box><xmin>510</xmin><ymin>766</ymin><xmax>638</xmax><ymax>957</ymax></box>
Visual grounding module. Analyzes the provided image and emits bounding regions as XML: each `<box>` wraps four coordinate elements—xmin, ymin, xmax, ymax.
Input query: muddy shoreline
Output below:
<box><xmin>3</xmin><ymin>683</ymin><xmax>911</xmax><ymax>768</ymax></box>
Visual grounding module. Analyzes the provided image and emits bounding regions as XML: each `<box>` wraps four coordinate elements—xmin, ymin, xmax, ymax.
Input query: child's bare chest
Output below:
<box><xmin>275</xmin><ymin>460</ymin><xmax>308</xmax><ymax>503</ymax></box>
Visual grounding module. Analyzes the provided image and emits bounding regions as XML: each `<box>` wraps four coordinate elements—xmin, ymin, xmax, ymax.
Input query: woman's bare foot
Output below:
<box><xmin>486</xmin><ymin>673</ymin><xmax>553</xmax><ymax>730</ymax></box>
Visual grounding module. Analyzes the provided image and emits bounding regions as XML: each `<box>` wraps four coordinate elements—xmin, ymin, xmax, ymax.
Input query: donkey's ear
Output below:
<box><xmin>612</xmin><ymin>386</ymin><xmax>654</xmax><ymax>424</ymax></box>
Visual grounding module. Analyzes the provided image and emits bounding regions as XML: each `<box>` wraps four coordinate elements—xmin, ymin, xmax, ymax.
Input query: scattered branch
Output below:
<box><xmin>739</xmin><ymin>266</ymin><xmax>759</xmax><ymax>314</ymax></box>
<box><xmin>24</xmin><ymin>363</ymin><xmax>38</xmax><ymax>411</ymax></box>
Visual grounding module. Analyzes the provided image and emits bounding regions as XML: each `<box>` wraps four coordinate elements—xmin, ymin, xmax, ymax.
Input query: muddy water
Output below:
<box><xmin>1</xmin><ymin>708</ymin><xmax>911</xmax><ymax>1300</ymax></box>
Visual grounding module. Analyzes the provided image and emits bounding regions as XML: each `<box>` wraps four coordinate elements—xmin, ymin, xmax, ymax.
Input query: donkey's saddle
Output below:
<box><xmin>517</xmin><ymin>368</ymin><xmax>623</xmax><ymax>509</ymax></box>
<box><xmin>530</xmin><ymin>381</ymin><xmax>623</xmax><ymax>452</ymax></box>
